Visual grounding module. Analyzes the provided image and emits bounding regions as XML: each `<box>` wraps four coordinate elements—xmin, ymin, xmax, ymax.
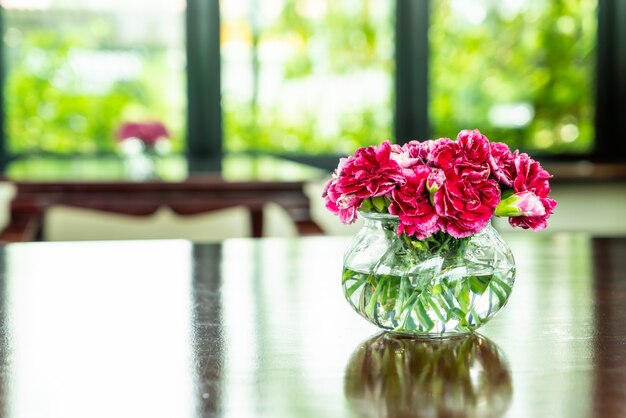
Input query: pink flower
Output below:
<box><xmin>508</xmin><ymin>153</ymin><xmax>556</xmax><ymax>230</ymax></box>
<box><xmin>495</xmin><ymin>190</ymin><xmax>546</xmax><ymax>217</ymax></box>
<box><xmin>391</xmin><ymin>140</ymin><xmax>442</xmax><ymax>173</ymax></box>
<box><xmin>322</xmin><ymin>130</ymin><xmax>557</xmax><ymax>235</ymax></box>
<box><xmin>117</xmin><ymin>121</ymin><xmax>170</xmax><ymax>147</ymax></box>
<box><xmin>419</xmin><ymin>140</ymin><xmax>439</xmax><ymax>163</ymax></box>
<box><xmin>509</xmin><ymin>197</ymin><xmax>556</xmax><ymax>230</ymax></box>
<box><xmin>322</xmin><ymin>141</ymin><xmax>405</xmax><ymax>224</ymax></box>
<box><xmin>433</xmin><ymin>173</ymin><xmax>500</xmax><ymax>238</ymax></box>
<box><xmin>452</xmin><ymin>161</ymin><xmax>492</xmax><ymax>183</ymax></box>
<box><xmin>322</xmin><ymin>177</ymin><xmax>361</xmax><ymax>224</ymax></box>
<box><xmin>488</xmin><ymin>142</ymin><xmax>516</xmax><ymax>187</ymax></box>
<box><xmin>432</xmin><ymin>130</ymin><xmax>491</xmax><ymax>182</ymax></box>
<box><xmin>334</xmin><ymin>141</ymin><xmax>405</xmax><ymax>199</ymax></box>
<box><xmin>515</xmin><ymin>191</ymin><xmax>547</xmax><ymax>217</ymax></box>
<box><xmin>426</xmin><ymin>168</ymin><xmax>446</xmax><ymax>195</ymax></box>
<box><xmin>456</xmin><ymin>129</ymin><xmax>491</xmax><ymax>165</ymax></box>
<box><xmin>390</xmin><ymin>142</ymin><xmax>423</xmax><ymax>169</ymax></box>
<box><xmin>431</xmin><ymin>138</ymin><xmax>459</xmax><ymax>170</ymax></box>
<box><xmin>388</xmin><ymin>166</ymin><xmax>439</xmax><ymax>239</ymax></box>
<box><xmin>512</xmin><ymin>153</ymin><xmax>551</xmax><ymax>197</ymax></box>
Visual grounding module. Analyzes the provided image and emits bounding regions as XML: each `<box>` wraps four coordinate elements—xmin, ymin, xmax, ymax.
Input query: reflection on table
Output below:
<box><xmin>345</xmin><ymin>333</ymin><xmax>512</xmax><ymax>418</ymax></box>
<box><xmin>5</xmin><ymin>154</ymin><xmax>328</xmax><ymax>182</ymax></box>
<box><xmin>0</xmin><ymin>234</ymin><xmax>623</xmax><ymax>417</ymax></box>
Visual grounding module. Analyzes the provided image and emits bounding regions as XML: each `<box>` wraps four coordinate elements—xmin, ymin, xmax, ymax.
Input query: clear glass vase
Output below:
<box><xmin>342</xmin><ymin>212</ymin><xmax>516</xmax><ymax>336</ymax></box>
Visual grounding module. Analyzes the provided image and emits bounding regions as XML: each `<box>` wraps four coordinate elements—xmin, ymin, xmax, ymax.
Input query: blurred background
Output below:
<box><xmin>0</xmin><ymin>0</ymin><xmax>624</xmax><ymax>240</ymax></box>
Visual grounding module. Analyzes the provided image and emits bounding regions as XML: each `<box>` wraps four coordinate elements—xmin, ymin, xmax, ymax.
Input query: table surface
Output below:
<box><xmin>0</xmin><ymin>234</ymin><xmax>623</xmax><ymax>418</ymax></box>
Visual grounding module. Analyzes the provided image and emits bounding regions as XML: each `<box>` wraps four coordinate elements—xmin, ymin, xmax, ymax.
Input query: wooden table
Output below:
<box><xmin>0</xmin><ymin>234</ymin><xmax>623</xmax><ymax>417</ymax></box>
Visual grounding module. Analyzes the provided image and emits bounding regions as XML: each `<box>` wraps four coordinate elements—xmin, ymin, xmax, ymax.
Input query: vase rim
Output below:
<box><xmin>358</xmin><ymin>211</ymin><xmax>399</xmax><ymax>220</ymax></box>
<box><xmin>358</xmin><ymin>210</ymin><xmax>496</xmax><ymax>234</ymax></box>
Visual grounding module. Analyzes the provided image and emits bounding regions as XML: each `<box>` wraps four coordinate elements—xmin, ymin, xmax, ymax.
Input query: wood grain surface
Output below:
<box><xmin>0</xmin><ymin>234</ymin><xmax>622</xmax><ymax>417</ymax></box>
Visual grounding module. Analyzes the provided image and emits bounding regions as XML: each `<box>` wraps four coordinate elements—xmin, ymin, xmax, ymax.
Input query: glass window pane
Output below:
<box><xmin>221</xmin><ymin>0</ymin><xmax>394</xmax><ymax>155</ymax></box>
<box><xmin>430</xmin><ymin>0</ymin><xmax>597</xmax><ymax>153</ymax></box>
<box><xmin>3</xmin><ymin>0</ymin><xmax>186</xmax><ymax>155</ymax></box>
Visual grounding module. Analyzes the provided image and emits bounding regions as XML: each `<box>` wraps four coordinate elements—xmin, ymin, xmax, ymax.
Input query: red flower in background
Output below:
<box><xmin>116</xmin><ymin>121</ymin><xmax>170</xmax><ymax>147</ymax></box>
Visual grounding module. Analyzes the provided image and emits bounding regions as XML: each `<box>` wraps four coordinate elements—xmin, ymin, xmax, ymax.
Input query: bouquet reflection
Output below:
<box><xmin>344</xmin><ymin>333</ymin><xmax>512</xmax><ymax>418</ymax></box>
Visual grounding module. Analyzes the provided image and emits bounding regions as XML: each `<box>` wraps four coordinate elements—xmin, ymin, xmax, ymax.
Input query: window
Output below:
<box><xmin>1</xmin><ymin>0</ymin><xmax>186</xmax><ymax>178</ymax></box>
<box><xmin>221</xmin><ymin>0</ymin><xmax>394</xmax><ymax>156</ymax></box>
<box><xmin>1</xmin><ymin>0</ymin><xmax>624</xmax><ymax>180</ymax></box>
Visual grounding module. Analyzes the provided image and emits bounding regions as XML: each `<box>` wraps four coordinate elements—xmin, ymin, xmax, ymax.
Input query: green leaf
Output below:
<box><xmin>371</xmin><ymin>196</ymin><xmax>387</xmax><ymax>212</ymax></box>
<box><xmin>415</xmin><ymin>298</ymin><xmax>435</xmax><ymax>331</ymax></box>
<box><xmin>359</xmin><ymin>198</ymin><xmax>373</xmax><ymax>212</ymax></box>
<box><xmin>501</xmin><ymin>188</ymin><xmax>515</xmax><ymax>200</ymax></box>
<box><xmin>490</xmin><ymin>285</ymin><xmax>507</xmax><ymax>306</ymax></box>
<box><xmin>345</xmin><ymin>278</ymin><xmax>366</xmax><ymax>298</ymax></box>
<box><xmin>399</xmin><ymin>314</ymin><xmax>418</xmax><ymax>332</ymax></box>
<box><xmin>434</xmin><ymin>292</ymin><xmax>455</xmax><ymax>321</ymax></box>
<box><xmin>451</xmin><ymin>307</ymin><xmax>467</xmax><ymax>320</ymax></box>
<box><xmin>365</xmin><ymin>277</ymin><xmax>388</xmax><ymax>318</ymax></box>
<box><xmin>491</xmin><ymin>276</ymin><xmax>513</xmax><ymax>295</ymax></box>
<box><xmin>401</xmin><ymin>291</ymin><xmax>419</xmax><ymax>311</ymax></box>
<box><xmin>469</xmin><ymin>275</ymin><xmax>492</xmax><ymax>295</ymax></box>
<box><xmin>426</xmin><ymin>295</ymin><xmax>446</xmax><ymax>322</ymax></box>
<box><xmin>342</xmin><ymin>269</ymin><xmax>355</xmax><ymax>284</ymax></box>
<box><xmin>383</xmin><ymin>277</ymin><xmax>399</xmax><ymax>309</ymax></box>
<box><xmin>468</xmin><ymin>309</ymin><xmax>483</xmax><ymax>327</ymax></box>
<box><xmin>410</xmin><ymin>239</ymin><xmax>428</xmax><ymax>251</ymax></box>
<box><xmin>455</xmin><ymin>281</ymin><xmax>471</xmax><ymax>311</ymax></box>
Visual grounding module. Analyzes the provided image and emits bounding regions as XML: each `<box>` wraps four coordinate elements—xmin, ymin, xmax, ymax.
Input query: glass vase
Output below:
<box><xmin>342</xmin><ymin>212</ymin><xmax>516</xmax><ymax>336</ymax></box>
<box><xmin>120</xmin><ymin>138</ymin><xmax>160</xmax><ymax>181</ymax></box>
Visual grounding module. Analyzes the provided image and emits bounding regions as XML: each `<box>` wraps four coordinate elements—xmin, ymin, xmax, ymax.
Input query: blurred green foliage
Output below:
<box><xmin>5</xmin><ymin>0</ymin><xmax>596</xmax><ymax>159</ymax></box>
<box><xmin>4</xmin><ymin>11</ymin><xmax>184</xmax><ymax>155</ymax></box>
<box><xmin>430</xmin><ymin>0</ymin><xmax>596</xmax><ymax>152</ymax></box>
<box><xmin>223</xmin><ymin>0</ymin><xmax>394</xmax><ymax>156</ymax></box>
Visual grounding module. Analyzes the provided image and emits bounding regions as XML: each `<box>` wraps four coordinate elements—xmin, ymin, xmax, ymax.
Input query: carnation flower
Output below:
<box><xmin>433</xmin><ymin>173</ymin><xmax>500</xmax><ymax>238</ymax></box>
<box><xmin>507</xmin><ymin>153</ymin><xmax>557</xmax><ymax>230</ymax></box>
<box><xmin>432</xmin><ymin>131</ymin><xmax>491</xmax><ymax>182</ymax></box>
<box><xmin>391</xmin><ymin>140</ymin><xmax>439</xmax><ymax>170</ymax></box>
<box><xmin>323</xmin><ymin>179</ymin><xmax>361</xmax><ymax>224</ymax></box>
<box><xmin>509</xmin><ymin>197</ymin><xmax>556</xmax><ymax>230</ymax></box>
<box><xmin>322</xmin><ymin>158</ymin><xmax>362</xmax><ymax>224</ymax></box>
<box><xmin>456</xmin><ymin>129</ymin><xmax>491</xmax><ymax>165</ymax></box>
<box><xmin>512</xmin><ymin>153</ymin><xmax>551</xmax><ymax>197</ymax></box>
<box><xmin>323</xmin><ymin>142</ymin><xmax>404</xmax><ymax>224</ymax></box>
<box><xmin>426</xmin><ymin>168</ymin><xmax>446</xmax><ymax>195</ymax></box>
<box><xmin>488</xmin><ymin>142</ymin><xmax>516</xmax><ymax>187</ymax></box>
<box><xmin>431</xmin><ymin>138</ymin><xmax>459</xmax><ymax>170</ymax></box>
<box><xmin>323</xmin><ymin>129</ymin><xmax>556</xmax><ymax>236</ymax></box>
<box><xmin>495</xmin><ymin>190</ymin><xmax>546</xmax><ymax>217</ymax></box>
<box><xmin>334</xmin><ymin>141</ymin><xmax>405</xmax><ymax>198</ymax></box>
<box><xmin>390</xmin><ymin>142</ymin><xmax>421</xmax><ymax>169</ymax></box>
<box><xmin>388</xmin><ymin>166</ymin><xmax>439</xmax><ymax>239</ymax></box>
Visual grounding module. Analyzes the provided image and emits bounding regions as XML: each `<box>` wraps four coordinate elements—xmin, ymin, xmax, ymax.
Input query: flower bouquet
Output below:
<box><xmin>116</xmin><ymin>121</ymin><xmax>171</xmax><ymax>154</ymax></box>
<box><xmin>325</xmin><ymin>129</ymin><xmax>556</xmax><ymax>335</ymax></box>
